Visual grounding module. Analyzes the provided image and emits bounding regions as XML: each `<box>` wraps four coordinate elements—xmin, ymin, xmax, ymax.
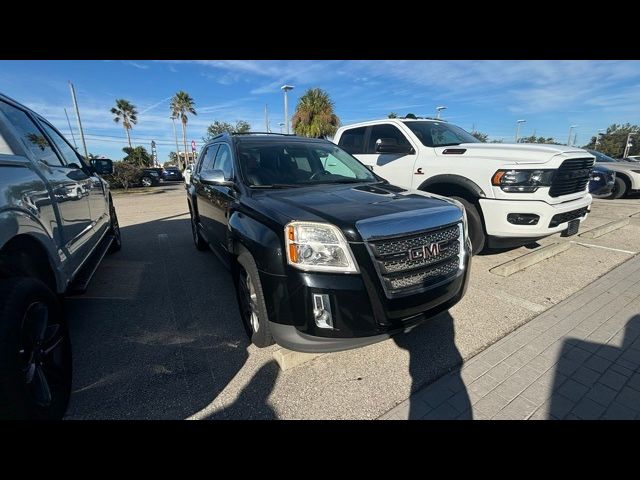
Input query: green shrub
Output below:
<box><xmin>104</xmin><ymin>161</ymin><xmax>142</xmax><ymax>190</ymax></box>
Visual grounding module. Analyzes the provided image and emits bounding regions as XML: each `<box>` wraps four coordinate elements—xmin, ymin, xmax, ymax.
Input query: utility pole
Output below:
<box><xmin>515</xmin><ymin>119</ymin><xmax>526</xmax><ymax>143</ymax></box>
<box><xmin>64</xmin><ymin>108</ymin><xmax>78</xmax><ymax>149</ymax></box>
<box><xmin>281</xmin><ymin>85</ymin><xmax>294</xmax><ymax>134</ymax></box>
<box><xmin>568</xmin><ymin>125</ymin><xmax>578</xmax><ymax>146</ymax></box>
<box><xmin>594</xmin><ymin>129</ymin><xmax>605</xmax><ymax>149</ymax></box>
<box><xmin>265</xmin><ymin>104</ymin><xmax>270</xmax><ymax>133</ymax></box>
<box><xmin>68</xmin><ymin>82</ymin><xmax>89</xmax><ymax>160</ymax></box>
<box><xmin>151</xmin><ymin>140</ymin><xmax>157</xmax><ymax>166</ymax></box>
<box><xmin>278</xmin><ymin>122</ymin><xmax>285</xmax><ymax>134</ymax></box>
<box><xmin>623</xmin><ymin>132</ymin><xmax>636</xmax><ymax>158</ymax></box>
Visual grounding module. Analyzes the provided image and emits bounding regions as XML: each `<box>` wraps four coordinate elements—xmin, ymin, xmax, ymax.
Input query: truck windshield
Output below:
<box><xmin>403</xmin><ymin>121</ymin><xmax>479</xmax><ymax>147</ymax></box>
<box><xmin>237</xmin><ymin>142</ymin><xmax>378</xmax><ymax>188</ymax></box>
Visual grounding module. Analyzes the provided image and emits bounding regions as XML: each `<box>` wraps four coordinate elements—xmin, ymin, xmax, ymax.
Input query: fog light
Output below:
<box><xmin>507</xmin><ymin>213</ymin><xmax>540</xmax><ymax>225</ymax></box>
<box><xmin>312</xmin><ymin>294</ymin><xmax>333</xmax><ymax>329</ymax></box>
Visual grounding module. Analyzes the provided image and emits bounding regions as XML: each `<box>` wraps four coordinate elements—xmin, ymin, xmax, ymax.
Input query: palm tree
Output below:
<box><xmin>291</xmin><ymin>88</ymin><xmax>340</xmax><ymax>138</ymax></box>
<box><xmin>110</xmin><ymin>99</ymin><xmax>138</xmax><ymax>148</ymax></box>
<box><xmin>170</xmin><ymin>91</ymin><xmax>197</xmax><ymax>169</ymax></box>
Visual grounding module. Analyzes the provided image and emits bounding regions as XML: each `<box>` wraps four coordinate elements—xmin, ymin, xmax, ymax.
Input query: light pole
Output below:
<box><xmin>594</xmin><ymin>129</ymin><xmax>606</xmax><ymax>149</ymax></box>
<box><xmin>515</xmin><ymin>119</ymin><xmax>526</xmax><ymax>143</ymax></box>
<box><xmin>281</xmin><ymin>85</ymin><xmax>294</xmax><ymax>134</ymax></box>
<box><xmin>623</xmin><ymin>132</ymin><xmax>637</xmax><ymax>158</ymax></box>
<box><xmin>568</xmin><ymin>125</ymin><xmax>578</xmax><ymax>146</ymax></box>
<box><xmin>436</xmin><ymin>106</ymin><xmax>447</xmax><ymax>119</ymax></box>
<box><xmin>278</xmin><ymin>122</ymin><xmax>285</xmax><ymax>134</ymax></box>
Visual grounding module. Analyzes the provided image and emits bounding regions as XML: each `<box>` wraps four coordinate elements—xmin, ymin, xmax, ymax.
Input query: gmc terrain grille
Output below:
<box><xmin>549</xmin><ymin>158</ymin><xmax>594</xmax><ymax>197</ymax></box>
<box><xmin>548</xmin><ymin>207</ymin><xmax>589</xmax><ymax>228</ymax></box>
<box><xmin>367</xmin><ymin>223</ymin><xmax>461</xmax><ymax>296</ymax></box>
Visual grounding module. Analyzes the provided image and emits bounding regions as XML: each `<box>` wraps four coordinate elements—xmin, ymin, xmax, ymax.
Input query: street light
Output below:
<box><xmin>435</xmin><ymin>106</ymin><xmax>447</xmax><ymax>119</ymax></box>
<box><xmin>568</xmin><ymin>125</ymin><xmax>578</xmax><ymax>146</ymax></box>
<box><xmin>278</xmin><ymin>122</ymin><xmax>285</xmax><ymax>134</ymax></box>
<box><xmin>515</xmin><ymin>119</ymin><xmax>526</xmax><ymax>143</ymax></box>
<box><xmin>594</xmin><ymin>129</ymin><xmax>606</xmax><ymax>149</ymax></box>
<box><xmin>281</xmin><ymin>85</ymin><xmax>294</xmax><ymax>134</ymax></box>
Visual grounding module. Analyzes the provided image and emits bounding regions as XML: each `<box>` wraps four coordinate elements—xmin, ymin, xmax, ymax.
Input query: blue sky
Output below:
<box><xmin>1</xmin><ymin>60</ymin><xmax>639</xmax><ymax>162</ymax></box>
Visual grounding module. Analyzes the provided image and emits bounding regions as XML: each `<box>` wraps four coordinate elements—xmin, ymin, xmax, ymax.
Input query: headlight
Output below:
<box><xmin>491</xmin><ymin>169</ymin><xmax>555</xmax><ymax>193</ymax></box>
<box><xmin>284</xmin><ymin>221</ymin><xmax>359</xmax><ymax>273</ymax></box>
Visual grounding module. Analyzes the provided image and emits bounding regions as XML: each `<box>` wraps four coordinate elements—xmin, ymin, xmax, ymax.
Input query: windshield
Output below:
<box><xmin>587</xmin><ymin>150</ymin><xmax>618</xmax><ymax>163</ymax></box>
<box><xmin>403</xmin><ymin>121</ymin><xmax>479</xmax><ymax>147</ymax></box>
<box><xmin>237</xmin><ymin>141</ymin><xmax>378</xmax><ymax>188</ymax></box>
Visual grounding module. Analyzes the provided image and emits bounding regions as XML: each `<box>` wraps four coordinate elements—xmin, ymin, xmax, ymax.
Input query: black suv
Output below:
<box><xmin>187</xmin><ymin>133</ymin><xmax>471</xmax><ymax>353</ymax></box>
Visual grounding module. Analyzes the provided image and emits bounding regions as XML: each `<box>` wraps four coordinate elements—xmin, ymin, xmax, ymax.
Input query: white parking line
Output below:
<box><xmin>571</xmin><ymin>241</ymin><xmax>637</xmax><ymax>255</ymax></box>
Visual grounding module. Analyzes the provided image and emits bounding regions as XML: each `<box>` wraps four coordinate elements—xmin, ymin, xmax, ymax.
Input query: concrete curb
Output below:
<box><xmin>273</xmin><ymin>348</ymin><xmax>323</xmax><ymax>371</ymax></box>
<box><xmin>579</xmin><ymin>218</ymin><xmax>630</xmax><ymax>239</ymax></box>
<box><xmin>490</xmin><ymin>242</ymin><xmax>572</xmax><ymax>277</ymax></box>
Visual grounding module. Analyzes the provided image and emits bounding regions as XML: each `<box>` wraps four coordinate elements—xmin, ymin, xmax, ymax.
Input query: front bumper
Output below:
<box><xmin>479</xmin><ymin>195</ymin><xmax>592</xmax><ymax>238</ymax></box>
<box><xmin>259</xmin><ymin>247</ymin><xmax>471</xmax><ymax>353</ymax></box>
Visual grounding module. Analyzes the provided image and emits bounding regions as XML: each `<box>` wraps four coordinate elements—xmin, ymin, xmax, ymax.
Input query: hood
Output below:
<box><xmin>435</xmin><ymin>142</ymin><xmax>593</xmax><ymax>165</ymax></box>
<box><xmin>597</xmin><ymin>161</ymin><xmax>640</xmax><ymax>172</ymax></box>
<box><xmin>249</xmin><ymin>182</ymin><xmax>463</xmax><ymax>242</ymax></box>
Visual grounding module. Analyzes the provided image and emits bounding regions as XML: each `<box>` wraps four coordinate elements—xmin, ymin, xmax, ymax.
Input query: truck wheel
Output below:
<box><xmin>235</xmin><ymin>252</ymin><xmax>274</xmax><ymax>348</ymax></box>
<box><xmin>107</xmin><ymin>199</ymin><xmax>122</xmax><ymax>253</ymax></box>
<box><xmin>141</xmin><ymin>176</ymin><xmax>153</xmax><ymax>187</ymax></box>
<box><xmin>189</xmin><ymin>208</ymin><xmax>208</xmax><ymax>251</ymax></box>
<box><xmin>451</xmin><ymin>196</ymin><xmax>485</xmax><ymax>255</ymax></box>
<box><xmin>607</xmin><ymin>176</ymin><xmax>627</xmax><ymax>199</ymax></box>
<box><xmin>0</xmin><ymin>278</ymin><xmax>72</xmax><ymax>420</ymax></box>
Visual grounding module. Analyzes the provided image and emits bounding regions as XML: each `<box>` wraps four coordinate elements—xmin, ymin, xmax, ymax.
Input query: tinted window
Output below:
<box><xmin>237</xmin><ymin>141</ymin><xmax>376</xmax><ymax>187</ymax></box>
<box><xmin>0</xmin><ymin>101</ymin><xmax>63</xmax><ymax>166</ymax></box>
<box><xmin>367</xmin><ymin>124</ymin><xmax>411</xmax><ymax>153</ymax></box>
<box><xmin>213</xmin><ymin>144</ymin><xmax>233</xmax><ymax>180</ymax></box>
<box><xmin>198</xmin><ymin>144</ymin><xmax>218</xmax><ymax>173</ymax></box>
<box><xmin>338</xmin><ymin>126</ymin><xmax>367</xmax><ymax>154</ymax></box>
<box><xmin>588</xmin><ymin>150</ymin><xmax>617</xmax><ymax>163</ymax></box>
<box><xmin>39</xmin><ymin>121</ymin><xmax>83</xmax><ymax>167</ymax></box>
<box><xmin>403</xmin><ymin>121</ymin><xmax>479</xmax><ymax>147</ymax></box>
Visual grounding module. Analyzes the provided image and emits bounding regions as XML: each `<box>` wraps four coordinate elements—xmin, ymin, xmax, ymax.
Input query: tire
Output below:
<box><xmin>189</xmin><ymin>207</ymin><xmax>208</xmax><ymax>251</ymax></box>
<box><xmin>0</xmin><ymin>278</ymin><xmax>72</xmax><ymax>420</ymax></box>
<box><xmin>235</xmin><ymin>251</ymin><xmax>274</xmax><ymax>348</ymax></box>
<box><xmin>451</xmin><ymin>196</ymin><xmax>485</xmax><ymax>255</ymax></box>
<box><xmin>107</xmin><ymin>199</ymin><xmax>122</xmax><ymax>253</ymax></box>
<box><xmin>141</xmin><ymin>176</ymin><xmax>153</xmax><ymax>187</ymax></box>
<box><xmin>607</xmin><ymin>176</ymin><xmax>627</xmax><ymax>200</ymax></box>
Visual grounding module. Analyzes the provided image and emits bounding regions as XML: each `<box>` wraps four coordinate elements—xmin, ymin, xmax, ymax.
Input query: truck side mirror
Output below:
<box><xmin>375</xmin><ymin>138</ymin><xmax>413</xmax><ymax>154</ymax></box>
<box><xmin>91</xmin><ymin>159</ymin><xmax>113</xmax><ymax>175</ymax></box>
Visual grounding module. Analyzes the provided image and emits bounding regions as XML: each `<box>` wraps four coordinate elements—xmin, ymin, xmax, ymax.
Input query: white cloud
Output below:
<box><xmin>122</xmin><ymin>61</ymin><xmax>149</xmax><ymax>70</ymax></box>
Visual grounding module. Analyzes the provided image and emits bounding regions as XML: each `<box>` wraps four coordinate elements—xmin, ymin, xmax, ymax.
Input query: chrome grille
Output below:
<box><xmin>367</xmin><ymin>223</ymin><xmax>462</xmax><ymax>296</ymax></box>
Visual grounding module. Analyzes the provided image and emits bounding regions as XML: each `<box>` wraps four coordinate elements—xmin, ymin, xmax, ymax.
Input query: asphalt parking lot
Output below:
<box><xmin>63</xmin><ymin>183</ymin><xmax>640</xmax><ymax>419</ymax></box>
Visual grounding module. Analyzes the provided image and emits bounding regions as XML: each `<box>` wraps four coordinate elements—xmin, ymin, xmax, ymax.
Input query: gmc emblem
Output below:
<box><xmin>409</xmin><ymin>242</ymin><xmax>441</xmax><ymax>260</ymax></box>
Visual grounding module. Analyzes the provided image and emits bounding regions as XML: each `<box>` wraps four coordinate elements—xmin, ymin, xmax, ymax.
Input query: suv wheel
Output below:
<box><xmin>451</xmin><ymin>196</ymin><xmax>485</xmax><ymax>255</ymax></box>
<box><xmin>0</xmin><ymin>278</ymin><xmax>72</xmax><ymax>419</ymax></box>
<box><xmin>235</xmin><ymin>252</ymin><xmax>274</xmax><ymax>348</ymax></box>
<box><xmin>189</xmin><ymin>208</ymin><xmax>208</xmax><ymax>251</ymax></box>
<box><xmin>607</xmin><ymin>176</ymin><xmax>627</xmax><ymax>199</ymax></box>
<box><xmin>107</xmin><ymin>200</ymin><xmax>121</xmax><ymax>253</ymax></box>
<box><xmin>141</xmin><ymin>176</ymin><xmax>153</xmax><ymax>187</ymax></box>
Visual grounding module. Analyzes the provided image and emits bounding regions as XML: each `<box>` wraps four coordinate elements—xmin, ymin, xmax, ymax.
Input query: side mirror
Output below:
<box><xmin>91</xmin><ymin>159</ymin><xmax>113</xmax><ymax>175</ymax></box>
<box><xmin>200</xmin><ymin>169</ymin><xmax>234</xmax><ymax>187</ymax></box>
<box><xmin>375</xmin><ymin>138</ymin><xmax>413</xmax><ymax>154</ymax></box>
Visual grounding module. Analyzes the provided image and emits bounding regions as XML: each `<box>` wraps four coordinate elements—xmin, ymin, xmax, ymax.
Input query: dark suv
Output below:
<box><xmin>187</xmin><ymin>133</ymin><xmax>471</xmax><ymax>353</ymax></box>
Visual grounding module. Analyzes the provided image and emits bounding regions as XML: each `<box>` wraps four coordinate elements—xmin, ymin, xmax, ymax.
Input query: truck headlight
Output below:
<box><xmin>491</xmin><ymin>169</ymin><xmax>555</xmax><ymax>193</ymax></box>
<box><xmin>285</xmin><ymin>221</ymin><xmax>359</xmax><ymax>273</ymax></box>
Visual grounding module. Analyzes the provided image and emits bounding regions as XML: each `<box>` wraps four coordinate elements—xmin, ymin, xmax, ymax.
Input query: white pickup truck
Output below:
<box><xmin>333</xmin><ymin>118</ymin><xmax>594</xmax><ymax>254</ymax></box>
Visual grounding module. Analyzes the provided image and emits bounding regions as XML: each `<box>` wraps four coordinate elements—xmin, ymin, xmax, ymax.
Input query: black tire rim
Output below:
<box><xmin>238</xmin><ymin>268</ymin><xmax>260</xmax><ymax>333</ymax></box>
<box><xmin>19</xmin><ymin>302</ymin><xmax>68</xmax><ymax>408</ymax></box>
<box><xmin>110</xmin><ymin>204</ymin><xmax>121</xmax><ymax>246</ymax></box>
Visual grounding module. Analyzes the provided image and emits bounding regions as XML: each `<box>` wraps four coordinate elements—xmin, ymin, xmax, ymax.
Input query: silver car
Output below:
<box><xmin>587</xmin><ymin>149</ymin><xmax>640</xmax><ymax>199</ymax></box>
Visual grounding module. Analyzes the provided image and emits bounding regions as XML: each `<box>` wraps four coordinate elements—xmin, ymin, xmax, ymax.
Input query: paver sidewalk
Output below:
<box><xmin>379</xmin><ymin>254</ymin><xmax>640</xmax><ymax>420</ymax></box>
